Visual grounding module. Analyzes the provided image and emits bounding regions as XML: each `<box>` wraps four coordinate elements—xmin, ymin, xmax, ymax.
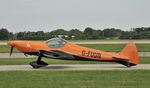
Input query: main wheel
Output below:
<box><xmin>30</xmin><ymin>61</ymin><xmax>48</xmax><ymax>68</ymax></box>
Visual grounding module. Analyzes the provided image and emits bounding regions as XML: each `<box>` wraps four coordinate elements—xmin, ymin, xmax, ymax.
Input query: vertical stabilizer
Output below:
<box><xmin>119</xmin><ymin>42</ymin><xmax>139</xmax><ymax>66</ymax></box>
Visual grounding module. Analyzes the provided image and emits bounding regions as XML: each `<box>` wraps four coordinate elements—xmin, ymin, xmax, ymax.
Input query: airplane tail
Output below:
<box><xmin>114</xmin><ymin>42</ymin><xmax>139</xmax><ymax>67</ymax></box>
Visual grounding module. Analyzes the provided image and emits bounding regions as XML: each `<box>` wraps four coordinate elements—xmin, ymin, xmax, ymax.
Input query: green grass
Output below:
<box><xmin>69</xmin><ymin>39</ymin><xmax>150</xmax><ymax>42</ymax></box>
<box><xmin>0</xmin><ymin>70</ymin><xmax>150</xmax><ymax>88</ymax></box>
<box><xmin>79</xmin><ymin>44</ymin><xmax>125</xmax><ymax>52</ymax></box>
<box><xmin>0</xmin><ymin>45</ymin><xmax>19</xmax><ymax>53</ymax></box>
<box><xmin>79</xmin><ymin>44</ymin><xmax>150</xmax><ymax>52</ymax></box>
<box><xmin>1</xmin><ymin>44</ymin><xmax>150</xmax><ymax>53</ymax></box>
<box><xmin>0</xmin><ymin>40</ymin><xmax>9</xmax><ymax>42</ymax></box>
<box><xmin>139</xmin><ymin>57</ymin><xmax>150</xmax><ymax>64</ymax></box>
<box><xmin>0</xmin><ymin>56</ymin><xmax>149</xmax><ymax>65</ymax></box>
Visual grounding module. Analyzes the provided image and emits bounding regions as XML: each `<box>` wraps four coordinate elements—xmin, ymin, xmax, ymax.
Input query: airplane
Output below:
<box><xmin>7</xmin><ymin>38</ymin><xmax>139</xmax><ymax>68</ymax></box>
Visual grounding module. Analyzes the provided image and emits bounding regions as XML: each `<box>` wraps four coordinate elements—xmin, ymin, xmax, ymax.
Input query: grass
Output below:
<box><xmin>0</xmin><ymin>40</ymin><xmax>9</xmax><ymax>42</ymax></box>
<box><xmin>1</xmin><ymin>44</ymin><xmax>150</xmax><ymax>53</ymax></box>
<box><xmin>80</xmin><ymin>44</ymin><xmax>125</xmax><ymax>52</ymax></box>
<box><xmin>0</xmin><ymin>70</ymin><xmax>150</xmax><ymax>88</ymax></box>
<box><xmin>0</xmin><ymin>45</ymin><xmax>19</xmax><ymax>53</ymax></box>
<box><xmin>139</xmin><ymin>57</ymin><xmax>150</xmax><ymax>64</ymax></box>
<box><xmin>69</xmin><ymin>39</ymin><xmax>150</xmax><ymax>42</ymax></box>
<box><xmin>79</xmin><ymin>44</ymin><xmax>150</xmax><ymax>52</ymax></box>
<box><xmin>0</xmin><ymin>56</ymin><xmax>149</xmax><ymax>65</ymax></box>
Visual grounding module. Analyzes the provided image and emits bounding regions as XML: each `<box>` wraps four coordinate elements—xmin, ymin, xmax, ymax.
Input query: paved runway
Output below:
<box><xmin>0</xmin><ymin>52</ymin><xmax>150</xmax><ymax>58</ymax></box>
<box><xmin>0</xmin><ymin>64</ymin><xmax>150</xmax><ymax>71</ymax></box>
<box><xmin>0</xmin><ymin>53</ymin><xmax>35</xmax><ymax>58</ymax></box>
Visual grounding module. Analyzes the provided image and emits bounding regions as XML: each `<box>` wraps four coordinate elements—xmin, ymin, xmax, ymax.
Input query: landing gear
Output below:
<box><xmin>126</xmin><ymin>63</ymin><xmax>131</xmax><ymax>67</ymax></box>
<box><xmin>30</xmin><ymin>54</ymin><xmax>48</xmax><ymax>68</ymax></box>
<box><xmin>30</xmin><ymin>61</ymin><xmax>48</xmax><ymax>68</ymax></box>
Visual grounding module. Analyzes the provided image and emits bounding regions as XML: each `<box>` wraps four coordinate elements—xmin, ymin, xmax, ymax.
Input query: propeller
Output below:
<box><xmin>9</xmin><ymin>32</ymin><xmax>18</xmax><ymax>56</ymax></box>
<box><xmin>10</xmin><ymin>46</ymin><xmax>14</xmax><ymax>56</ymax></box>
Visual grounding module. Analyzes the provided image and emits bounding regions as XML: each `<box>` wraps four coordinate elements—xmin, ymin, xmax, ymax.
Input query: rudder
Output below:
<box><xmin>119</xmin><ymin>42</ymin><xmax>139</xmax><ymax>66</ymax></box>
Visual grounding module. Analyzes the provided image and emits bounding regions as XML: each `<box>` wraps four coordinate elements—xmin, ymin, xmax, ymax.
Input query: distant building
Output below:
<box><xmin>54</xmin><ymin>35</ymin><xmax>75</xmax><ymax>39</ymax></box>
<box><xmin>71</xmin><ymin>35</ymin><xmax>75</xmax><ymax>39</ymax></box>
<box><xmin>56</xmin><ymin>35</ymin><xmax>69</xmax><ymax>38</ymax></box>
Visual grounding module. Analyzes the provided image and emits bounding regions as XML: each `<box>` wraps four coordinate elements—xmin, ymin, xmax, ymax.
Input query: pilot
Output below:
<box><xmin>58</xmin><ymin>40</ymin><xmax>63</xmax><ymax>47</ymax></box>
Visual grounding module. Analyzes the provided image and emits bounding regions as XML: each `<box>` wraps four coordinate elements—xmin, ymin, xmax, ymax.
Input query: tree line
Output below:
<box><xmin>0</xmin><ymin>27</ymin><xmax>150</xmax><ymax>40</ymax></box>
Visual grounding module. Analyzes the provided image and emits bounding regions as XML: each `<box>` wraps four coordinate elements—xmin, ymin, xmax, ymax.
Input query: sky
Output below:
<box><xmin>0</xmin><ymin>0</ymin><xmax>150</xmax><ymax>32</ymax></box>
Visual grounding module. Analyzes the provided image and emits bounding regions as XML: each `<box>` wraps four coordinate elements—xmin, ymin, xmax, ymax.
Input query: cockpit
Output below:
<box><xmin>46</xmin><ymin>38</ymin><xmax>67</xmax><ymax>48</ymax></box>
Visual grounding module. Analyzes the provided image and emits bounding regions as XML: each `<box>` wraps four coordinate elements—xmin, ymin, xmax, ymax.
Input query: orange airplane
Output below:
<box><xmin>8</xmin><ymin>38</ymin><xmax>139</xmax><ymax>68</ymax></box>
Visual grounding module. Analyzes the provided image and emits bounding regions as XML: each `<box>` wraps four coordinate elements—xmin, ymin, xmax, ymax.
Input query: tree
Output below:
<box><xmin>0</xmin><ymin>28</ymin><xmax>10</xmax><ymax>40</ymax></box>
<box><xmin>119</xmin><ymin>31</ymin><xmax>131</xmax><ymax>39</ymax></box>
<box><xmin>69</xmin><ymin>29</ymin><xmax>85</xmax><ymax>40</ymax></box>
<box><xmin>50</xmin><ymin>29</ymin><xmax>68</xmax><ymax>35</ymax></box>
<box><xmin>97</xmin><ymin>30</ymin><xmax>103</xmax><ymax>39</ymax></box>
<box><xmin>84</xmin><ymin>27</ymin><xmax>99</xmax><ymax>39</ymax></box>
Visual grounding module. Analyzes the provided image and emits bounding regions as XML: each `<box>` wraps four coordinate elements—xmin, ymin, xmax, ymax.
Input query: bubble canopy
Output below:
<box><xmin>46</xmin><ymin>38</ymin><xmax>67</xmax><ymax>48</ymax></box>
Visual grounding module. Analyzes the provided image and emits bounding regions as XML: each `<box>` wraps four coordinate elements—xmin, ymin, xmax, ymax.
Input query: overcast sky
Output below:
<box><xmin>0</xmin><ymin>0</ymin><xmax>150</xmax><ymax>32</ymax></box>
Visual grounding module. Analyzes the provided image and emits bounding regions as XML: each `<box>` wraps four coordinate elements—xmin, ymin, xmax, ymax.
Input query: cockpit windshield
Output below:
<box><xmin>46</xmin><ymin>38</ymin><xmax>67</xmax><ymax>48</ymax></box>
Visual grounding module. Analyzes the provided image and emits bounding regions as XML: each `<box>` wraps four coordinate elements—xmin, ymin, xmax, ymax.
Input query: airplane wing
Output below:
<box><xmin>39</xmin><ymin>50</ymin><xmax>75</xmax><ymax>60</ymax></box>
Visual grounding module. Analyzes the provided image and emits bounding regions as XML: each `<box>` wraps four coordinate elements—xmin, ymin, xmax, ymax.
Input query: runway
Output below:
<box><xmin>0</xmin><ymin>64</ymin><xmax>150</xmax><ymax>71</ymax></box>
<box><xmin>0</xmin><ymin>53</ymin><xmax>35</xmax><ymax>58</ymax></box>
<box><xmin>0</xmin><ymin>52</ymin><xmax>150</xmax><ymax>58</ymax></box>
